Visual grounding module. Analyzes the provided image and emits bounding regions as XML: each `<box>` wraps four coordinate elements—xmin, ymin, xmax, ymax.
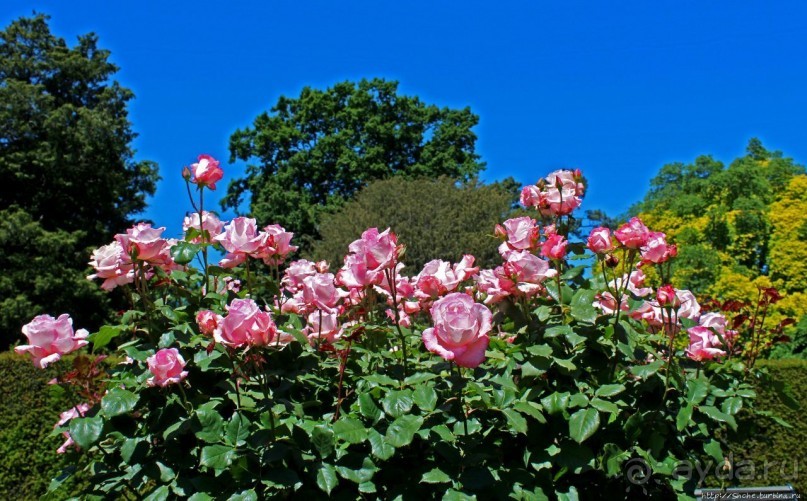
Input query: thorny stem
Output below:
<box><xmin>198</xmin><ymin>186</ymin><xmax>209</xmax><ymax>293</ymax></box>
<box><xmin>385</xmin><ymin>268</ymin><xmax>409</xmax><ymax>381</ymax></box>
<box><xmin>662</xmin><ymin>307</ymin><xmax>680</xmax><ymax>396</ymax></box>
<box><xmin>453</xmin><ymin>362</ymin><xmax>469</xmax><ymax>437</ymax></box>
<box><xmin>334</xmin><ymin>340</ymin><xmax>353</xmax><ymax>421</ymax></box>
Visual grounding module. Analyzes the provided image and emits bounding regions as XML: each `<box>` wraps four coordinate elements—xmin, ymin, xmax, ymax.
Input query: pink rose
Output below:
<box><xmin>306</xmin><ymin>310</ymin><xmax>343</xmax><ymax>345</ymax></box>
<box><xmin>541</xmin><ymin>234</ymin><xmax>567</xmax><ymax>261</ymax></box>
<box><xmin>336</xmin><ymin>252</ymin><xmax>379</xmax><ymax>289</ymax></box>
<box><xmin>686</xmin><ymin>326</ymin><xmax>726</xmax><ymax>361</ymax></box>
<box><xmin>502</xmin><ymin>251</ymin><xmax>557</xmax><ymax>297</ymax></box>
<box><xmin>422</xmin><ymin>292</ymin><xmax>492</xmax><ymax>368</ymax></box>
<box><xmin>641</xmin><ymin>232</ymin><xmax>675</xmax><ymax>264</ymax></box>
<box><xmin>253</xmin><ymin>224</ymin><xmax>298</xmax><ymax>265</ymax></box>
<box><xmin>629</xmin><ymin>301</ymin><xmax>664</xmax><ymax>327</ymax></box>
<box><xmin>475</xmin><ymin>269</ymin><xmax>512</xmax><ymax>305</ymax></box>
<box><xmin>500</xmin><ymin>217</ymin><xmax>539</xmax><ymax>252</ymax></box>
<box><xmin>538</xmin><ymin>169</ymin><xmax>585</xmax><ymax>216</ymax></box>
<box><xmin>118</xmin><ymin>223</ymin><xmax>169</xmax><ymax>263</ymax></box>
<box><xmin>414</xmin><ymin>256</ymin><xmax>479</xmax><ymax>302</ymax></box>
<box><xmin>87</xmin><ymin>241</ymin><xmax>135</xmax><ymax>290</ymax></box>
<box><xmin>347</xmin><ymin>228</ymin><xmax>398</xmax><ymax>274</ymax></box>
<box><xmin>196</xmin><ymin>310</ymin><xmax>221</xmax><ymax>336</ymax></box>
<box><xmin>520</xmin><ymin>185</ymin><xmax>541</xmax><ymax>208</ymax></box>
<box><xmin>614</xmin><ymin>217</ymin><xmax>650</xmax><ymax>249</ymax></box>
<box><xmin>282</xmin><ymin>260</ymin><xmax>319</xmax><ymax>292</ymax></box>
<box><xmin>183</xmin><ymin>211</ymin><xmax>224</xmax><ymax>243</ymax></box>
<box><xmin>302</xmin><ymin>273</ymin><xmax>346</xmax><ymax>313</ymax></box>
<box><xmin>214</xmin><ymin>298</ymin><xmax>277</xmax><ymax>347</ymax></box>
<box><xmin>587</xmin><ymin>227</ymin><xmax>614</xmax><ymax>254</ymax></box>
<box><xmin>656</xmin><ymin>285</ymin><xmax>680</xmax><ymax>309</ymax></box>
<box><xmin>147</xmin><ymin>348</ymin><xmax>189</xmax><ymax>387</ymax></box>
<box><xmin>593</xmin><ymin>291</ymin><xmax>628</xmax><ymax>315</ymax></box>
<box><xmin>215</xmin><ymin>217</ymin><xmax>262</xmax><ymax>267</ymax></box>
<box><xmin>675</xmin><ymin>289</ymin><xmax>701</xmax><ymax>321</ymax></box>
<box><xmin>191</xmin><ymin>154</ymin><xmax>224</xmax><ymax>190</ymax></box>
<box><xmin>626</xmin><ymin>270</ymin><xmax>652</xmax><ymax>297</ymax></box>
<box><xmin>16</xmin><ymin>314</ymin><xmax>89</xmax><ymax>368</ymax></box>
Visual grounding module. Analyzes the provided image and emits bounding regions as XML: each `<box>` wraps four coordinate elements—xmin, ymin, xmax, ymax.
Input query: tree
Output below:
<box><xmin>634</xmin><ymin>139</ymin><xmax>806</xmax><ymax>352</ymax></box>
<box><xmin>0</xmin><ymin>15</ymin><xmax>159</xmax><ymax>349</ymax></box>
<box><xmin>223</xmin><ymin>78</ymin><xmax>485</xmax><ymax>249</ymax></box>
<box><xmin>308</xmin><ymin>176</ymin><xmax>518</xmax><ymax>272</ymax></box>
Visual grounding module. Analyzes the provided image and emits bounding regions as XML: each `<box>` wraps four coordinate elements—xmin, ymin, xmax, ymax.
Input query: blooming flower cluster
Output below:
<box><xmin>520</xmin><ymin>169</ymin><xmax>585</xmax><ymax>217</ymax></box>
<box><xmin>87</xmin><ymin>223</ymin><xmax>178</xmax><ymax>290</ymax></box>
<box><xmin>215</xmin><ymin>217</ymin><xmax>298</xmax><ymax>268</ymax></box>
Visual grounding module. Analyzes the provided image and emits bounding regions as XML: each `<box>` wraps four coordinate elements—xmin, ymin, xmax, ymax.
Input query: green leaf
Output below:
<box><xmin>630</xmin><ymin>360</ymin><xmax>664</xmax><ymax>379</ymax></box>
<box><xmin>686</xmin><ymin>379</ymin><xmax>709</xmax><ymax>405</ymax></box>
<box><xmin>553</xmin><ymin>357</ymin><xmax>577</xmax><ymax>371</ymax></box>
<box><xmin>316</xmin><ymin>463</ymin><xmax>338</xmax><ymax>495</ymax></box>
<box><xmin>382</xmin><ymin>389</ymin><xmax>414</xmax><ymax>418</ymax></box>
<box><xmin>513</xmin><ymin>401</ymin><xmax>546</xmax><ymax>423</ymax></box>
<box><xmin>569</xmin><ymin>394</ymin><xmax>589</xmax><ymax>408</ymax></box>
<box><xmin>171</xmin><ymin>241</ymin><xmax>201</xmax><ymax>265</ymax></box>
<box><xmin>333</xmin><ymin>417</ymin><xmax>368</xmax><ymax>444</ymax></box>
<box><xmin>704</xmin><ymin>439</ymin><xmax>723</xmax><ymax>463</ymax></box>
<box><xmin>541</xmin><ymin>392</ymin><xmax>570</xmax><ymax>415</ymax></box>
<box><xmin>590</xmin><ymin>398</ymin><xmax>619</xmax><ymax>415</ymax></box>
<box><xmin>101</xmin><ymin>388</ymin><xmax>139</xmax><ymax>417</ymax></box>
<box><xmin>226</xmin><ymin>413</ymin><xmax>250</xmax><ymax>447</ymax></box>
<box><xmin>502</xmin><ymin>409</ymin><xmax>528</xmax><ymax>434</ymax></box>
<box><xmin>144</xmin><ymin>485</ymin><xmax>171</xmax><ymax>501</ymax></box>
<box><xmin>698</xmin><ymin>406</ymin><xmax>737</xmax><ymax>431</ymax></box>
<box><xmin>68</xmin><ymin>416</ymin><xmax>104</xmax><ymax>449</ymax></box>
<box><xmin>676</xmin><ymin>404</ymin><xmax>694</xmax><ymax>432</ymax></box>
<box><xmin>90</xmin><ymin>325</ymin><xmax>123</xmax><ymax>351</ymax></box>
<box><xmin>527</xmin><ymin>344</ymin><xmax>553</xmax><ymax>357</ymax></box>
<box><xmin>595</xmin><ymin>384</ymin><xmax>626</xmax><ymax>398</ymax></box>
<box><xmin>368</xmin><ymin>428</ymin><xmax>394</xmax><ymax>460</ymax></box>
<box><xmin>358</xmin><ymin>481</ymin><xmax>377</xmax><ymax>493</ymax></box>
<box><xmin>722</xmin><ymin>397</ymin><xmax>743</xmax><ymax>416</ymax></box>
<box><xmin>421</xmin><ymin>468</ymin><xmax>452</xmax><ymax>484</ymax></box>
<box><xmin>442</xmin><ymin>489</ymin><xmax>477</xmax><ymax>501</ymax></box>
<box><xmin>200</xmin><ymin>445</ymin><xmax>234</xmax><ymax>470</ymax></box>
<box><xmin>404</xmin><ymin>372</ymin><xmax>438</xmax><ymax>386</ymax></box>
<box><xmin>569</xmin><ymin>408</ymin><xmax>600</xmax><ymax>443</ymax></box>
<box><xmin>195</xmin><ymin>406</ymin><xmax>225</xmax><ymax>443</ymax></box>
<box><xmin>312</xmin><ymin>426</ymin><xmax>334</xmax><ymax>457</ymax></box>
<box><xmin>227</xmin><ymin>490</ymin><xmax>258</xmax><ymax>501</ymax></box>
<box><xmin>545</xmin><ymin>325</ymin><xmax>574</xmax><ymax>338</ymax></box>
<box><xmin>121</xmin><ymin>437</ymin><xmax>147</xmax><ymax>464</ymax></box>
<box><xmin>358</xmin><ymin>393</ymin><xmax>382</xmax><ymax>422</ymax></box>
<box><xmin>556</xmin><ymin>486</ymin><xmax>579</xmax><ymax>501</ymax></box>
<box><xmin>335</xmin><ymin>457</ymin><xmax>377</xmax><ymax>484</ymax></box>
<box><xmin>386</xmin><ymin>415</ymin><xmax>423</xmax><ymax>448</ymax></box>
<box><xmin>413</xmin><ymin>385</ymin><xmax>438</xmax><ymax>412</ymax></box>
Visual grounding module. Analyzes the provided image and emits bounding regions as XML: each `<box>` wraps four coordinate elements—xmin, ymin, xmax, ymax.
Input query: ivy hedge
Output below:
<box><xmin>0</xmin><ymin>353</ymin><xmax>803</xmax><ymax>499</ymax></box>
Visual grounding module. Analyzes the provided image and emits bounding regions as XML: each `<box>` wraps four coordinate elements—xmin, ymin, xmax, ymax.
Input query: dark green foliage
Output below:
<box><xmin>723</xmin><ymin>359</ymin><xmax>806</xmax><ymax>493</ymax></box>
<box><xmin>0</xmin><ymin>208</ymin><xmax>112</xmax><ymax>346</ymax></box>
<box><xmin>0</xmin><ymin>15</ymin><xmax>159</xmax><ymax>349</ymax></box>
<box><xmin>223</xmin><ymin>78</ymin><xmax>485</xmax><ymax>249</ymax></box>
<box><xmin>307</xmin><ymin>176</ymin><xmax>518</xmax><ymax>271</ymax></box>
<box><xmin>0</xmin><ymin>352</ymin><xmax>87</xmax><ymax>499</ymax></box>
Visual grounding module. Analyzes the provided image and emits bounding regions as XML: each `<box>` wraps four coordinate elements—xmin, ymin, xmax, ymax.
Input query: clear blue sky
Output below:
<box><xmin>3</xmin><ymin>1</ymin><xmax>807</xmax><ymax>240</ymax></box>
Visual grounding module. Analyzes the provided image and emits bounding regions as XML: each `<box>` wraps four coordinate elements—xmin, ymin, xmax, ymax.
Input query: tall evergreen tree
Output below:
<box><xmin>0</xmin><ymin>14</ymin><xmax>159</xmax><ymax>349</ymax></box>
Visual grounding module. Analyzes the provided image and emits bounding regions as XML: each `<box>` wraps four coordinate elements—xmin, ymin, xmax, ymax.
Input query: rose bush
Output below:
<box><xmin>17</xmin><ymin>159</ymin><xmax>786</xmax><ymax>500</ymax></box>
